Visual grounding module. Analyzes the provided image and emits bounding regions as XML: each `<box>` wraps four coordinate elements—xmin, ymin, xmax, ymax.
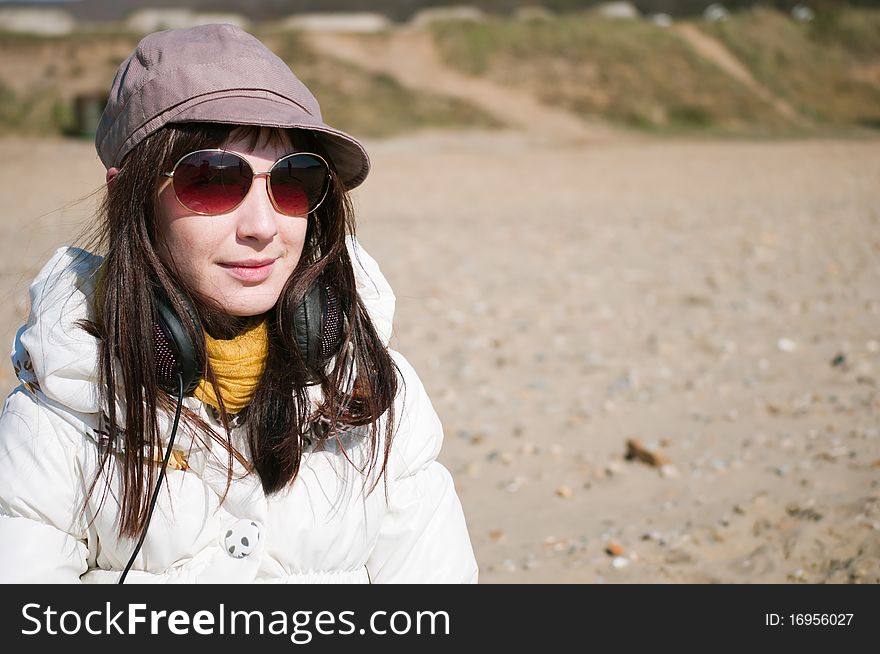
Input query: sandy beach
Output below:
<box><xmin>1</xmin><ymin>130</ymin><xmax>878</xmax><ymax>583</ymax></box>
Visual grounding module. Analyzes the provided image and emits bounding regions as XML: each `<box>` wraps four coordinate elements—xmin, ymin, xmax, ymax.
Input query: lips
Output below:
<box><xmin>218</xmin><ymin>258</ymin><xmax>276</xmax><ymax>283</ymax></box>
<box><xmin>220</xmin><ymin>259</ymin><xmax>276</xmax><ymax>268</ymax></box>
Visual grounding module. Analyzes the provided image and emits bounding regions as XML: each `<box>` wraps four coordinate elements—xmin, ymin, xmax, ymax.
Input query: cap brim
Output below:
<box><xmin>168</xmin><ymin>94</ymin><xmax>371</xmax><ymax>191</ymax></box>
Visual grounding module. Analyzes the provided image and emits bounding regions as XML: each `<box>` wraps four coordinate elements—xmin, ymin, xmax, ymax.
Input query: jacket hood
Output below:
<box><xmin>10</xmin><ymin>237</ymin><xmax>396</xmax><ymax>417</ymax></box>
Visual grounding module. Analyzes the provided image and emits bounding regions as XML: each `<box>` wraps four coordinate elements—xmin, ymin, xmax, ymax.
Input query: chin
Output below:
<box><xmin>218</xmin><ymin>291</ymin><xmax>279</xmax><ymax>317</ymax></box>
<box><xmin>225</xmin><ymin>302</ymin><xmax>276</xmax><ymax>317</ymax></box>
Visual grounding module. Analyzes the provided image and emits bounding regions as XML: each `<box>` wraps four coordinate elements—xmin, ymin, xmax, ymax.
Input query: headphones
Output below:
<box><xmin>119</xmin><ymin>279</ymin><xmax>344</xmax><ymax>583</ymax></box>
<box><xmin>152</xmin><ymin>280</ymin><xmax>345</xmax><ymax>396</ymax></box>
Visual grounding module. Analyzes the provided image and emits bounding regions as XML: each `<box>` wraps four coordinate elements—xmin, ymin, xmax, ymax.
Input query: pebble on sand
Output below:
<box><xmin>556</xmin><ymin>485</ymin><xmax>573</xmax><ymax>498</ymax></box>
<box><xmin>788</xmin><ymin>568</ymin><xmax>807</xmax><ymax>581</ymax></box>
<box><xmin>659</xmin><ymin>464</ymin><xmax>680</xmax><ymax>478</ymax></box>
<box><xmin>499</xmin><ymin>559</ymin><xmax>517</xmax><ymax>573</ymax></box>
<box><xmin>625</xmin><ymin>437</ymin><xmax>671</xmax><ymax>467</ymax></box>
<box><xmin>504</xmin><ymin>476</ymin><xmax>527</xmax><ymax>493</ymax></box>
<box><xmin>605</xmin><ymin>540</ymin><xmax>625</xmax><ymax>556</ymax></box>
<box><xmin>777</xmin><ymin>338</ymin><xmax>797</xmax><ymax>352</ymax></box>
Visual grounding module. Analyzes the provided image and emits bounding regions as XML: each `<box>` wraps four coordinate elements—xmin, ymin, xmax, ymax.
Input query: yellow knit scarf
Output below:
<box><xmin>195</xmin><ymin>317</ymin><xmax>269</xmax><ymax>414</ymax></box>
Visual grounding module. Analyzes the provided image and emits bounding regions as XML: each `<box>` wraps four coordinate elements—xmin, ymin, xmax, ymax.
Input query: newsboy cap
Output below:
<box><xmin>95</xmin><ymin>23</ymin><xmax>370</xmax><ymax>190</ymax></box>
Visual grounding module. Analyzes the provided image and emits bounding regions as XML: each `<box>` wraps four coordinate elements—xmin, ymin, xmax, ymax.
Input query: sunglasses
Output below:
<box><xmin>162</xmin><ymin>149</ymin><xmax>331</xmax><ymax>217</ymax></box>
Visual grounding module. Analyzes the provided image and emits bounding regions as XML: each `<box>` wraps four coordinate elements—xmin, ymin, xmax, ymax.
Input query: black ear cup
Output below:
<box><xmin>317</xmin><ymin>283</ymin><xmax>344</xmax><ymax>360</ymax></box>
<box><xmin>294</xmin><ymin>281</ymin><xmax>344</xmax><ymax>376</ymax></box>
<box><xmin>152</xmin><ymin>280</ymin><xmax>345</xmax><ymax>395</ymax></box>
<box><xmin>153</xmin><ymin>287</ymin><xmax>204</xmax><ymax>395</ymax></box>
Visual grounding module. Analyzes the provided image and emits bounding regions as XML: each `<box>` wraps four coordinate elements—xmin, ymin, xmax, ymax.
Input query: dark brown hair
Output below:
<box><xmin>78</xmin><ymin>123</ymin><xmax>399</xmax><ymax>538</ymax></box>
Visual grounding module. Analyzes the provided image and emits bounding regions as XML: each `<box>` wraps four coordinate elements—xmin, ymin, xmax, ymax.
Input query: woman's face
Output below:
<box><xmin>152</xmin><ymin>128</ymin><xmax>310</xmax><ymax>317</ymax></box>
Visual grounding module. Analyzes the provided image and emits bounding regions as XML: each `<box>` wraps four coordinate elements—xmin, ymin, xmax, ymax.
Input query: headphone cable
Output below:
<box><xmin>118</xmin><ymin>372</ymin><xmax>184</xmax><ymax>584</ymax></box>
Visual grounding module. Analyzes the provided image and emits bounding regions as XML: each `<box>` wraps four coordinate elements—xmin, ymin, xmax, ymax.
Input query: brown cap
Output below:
<box><xmin>95</xmin><ymin>23</ymin><xmax>370</xmax><ymax>190</ymax></box>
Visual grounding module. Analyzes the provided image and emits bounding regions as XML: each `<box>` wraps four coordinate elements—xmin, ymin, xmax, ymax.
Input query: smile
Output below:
<box><xmin>218</xmin><ymin>259</ymin><xmax>275</xmax><ymax>283</ymax></box>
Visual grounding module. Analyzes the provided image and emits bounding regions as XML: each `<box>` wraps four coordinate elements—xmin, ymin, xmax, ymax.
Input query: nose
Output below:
<box><xmin>234</xmin><ymin>173</ymin><xmax>279</xmax><ymax>242</ymax></box>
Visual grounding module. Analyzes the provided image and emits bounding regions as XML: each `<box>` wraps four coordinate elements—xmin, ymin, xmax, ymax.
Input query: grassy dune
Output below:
<box><xmin>258</xmin><ymin>29</ymin><xmax>503</xmax><ymax>137</ymax></box>
<box><xmin>429</xmin><ymin>14</ymin><xmax>783</xmax><ymax>132</ymax></box>
<box><xmin>430</xmin><ymin>7</ymin><xmax>880</xmax><ymax>135</ymax></box>
<box><xmin>700</xmin><ymin>7</ymin><xmax>880</xmax><ymax>129</ymax></box>
<box><xmin>0</xmin><ymin>27</ymin><xmax>500</xmax><ymax>139</ymax></box>
<box><xmin>0</xmin><ymin>31</ymin><xmax>140</xmax><ymax>137</ymax></box>
<box><xmin>1</xmin><ymin>7</ymin><xmax>878</xmax><ymax>139</ymax></box>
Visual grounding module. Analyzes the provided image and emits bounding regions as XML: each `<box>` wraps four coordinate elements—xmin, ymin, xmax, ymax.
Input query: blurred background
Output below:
<box><xmin>1</xmin><ymin>0</ymin><xmax>878</xmax><ymax>582</ymax></box>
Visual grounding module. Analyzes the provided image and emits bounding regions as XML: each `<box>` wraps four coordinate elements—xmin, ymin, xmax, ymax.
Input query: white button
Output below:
<box><xmin>223</xmin><ymin>519</ymin><xmax>262</xmax><ymax>559</ymax></box>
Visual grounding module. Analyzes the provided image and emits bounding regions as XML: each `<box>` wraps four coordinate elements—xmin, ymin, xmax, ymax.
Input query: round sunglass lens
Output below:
<box><xmin>270</xmin><ymin>154</ymin><xmax>329</xmax><ymax>216</ymax></box>
<box><xmin>172</xmin><ymin>151</ymin><xmax>251</xmax><ymax>215</ymax></box>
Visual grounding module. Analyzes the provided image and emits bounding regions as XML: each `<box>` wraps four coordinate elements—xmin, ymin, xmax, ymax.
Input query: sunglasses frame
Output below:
<box><xmin>162</xmin><ymin>148</ymin><xmax>332</xmax><ymax>217</ymax></box>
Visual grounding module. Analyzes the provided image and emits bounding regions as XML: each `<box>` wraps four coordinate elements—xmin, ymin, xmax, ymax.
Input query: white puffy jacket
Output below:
<box><xmin>0</xmin><ymin>238</ymin><xmax>478</xmax><ymax>583</ymax></box>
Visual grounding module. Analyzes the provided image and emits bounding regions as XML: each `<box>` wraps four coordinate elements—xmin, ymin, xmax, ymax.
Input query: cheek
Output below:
<box><xmin>156</xmin><ymin>200</ymin><xmax>224</xmax><ymax>284</ymax></box>
<box><xmin>159</xmin><ymin>223</ymin><xmax>203</xmax><ymax>266</ymax></box>
<box><xmin>278</xmin><ymin>219</ymin><xmax>309</xmax><ymax>268</ymax></box>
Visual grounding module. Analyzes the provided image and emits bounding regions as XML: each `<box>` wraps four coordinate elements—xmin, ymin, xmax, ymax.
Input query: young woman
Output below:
<box><xmin>0</xmin><ymin>24</ymin><xmax>478</xmax><ymax>583</ymax></box>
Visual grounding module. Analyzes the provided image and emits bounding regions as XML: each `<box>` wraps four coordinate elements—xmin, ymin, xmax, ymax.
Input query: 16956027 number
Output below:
<box><xmin>790</xmin><ymin>613</ymin><xmax>853</xmax><ymax>626</ymax></box>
